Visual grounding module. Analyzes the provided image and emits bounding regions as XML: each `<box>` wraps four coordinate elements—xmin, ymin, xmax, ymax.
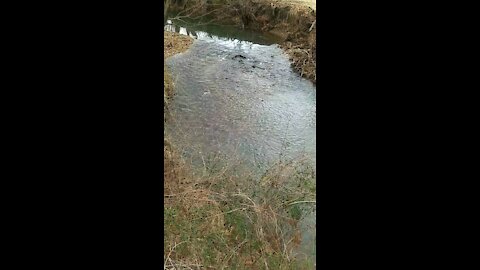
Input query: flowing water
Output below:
<box><xmin>164</xmin><ymin>19</ymin><xmax>316</xmax><ymax>262</ymax></box>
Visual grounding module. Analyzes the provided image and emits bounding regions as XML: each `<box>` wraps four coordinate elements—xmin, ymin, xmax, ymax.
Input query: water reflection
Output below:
<box><xmin>164</xmin><ymin>19</ymin><xmax>283</xmax><ymax>45</ymax></box>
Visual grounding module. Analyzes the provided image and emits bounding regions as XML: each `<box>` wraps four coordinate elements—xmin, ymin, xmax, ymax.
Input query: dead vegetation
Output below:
<box><xmin>164</xmin><ymin>138</ymin><xmax>316</xmax><ymax>269</ymax></box>
<box><xmin>164</xmin><ymin>32</ymin><xmax>193</xmax><ymax>117</ymax></box>
<box><xmin>164</xmin><ymin>32</ymin><xmax>194</xmax><ymax>61</ymax></box>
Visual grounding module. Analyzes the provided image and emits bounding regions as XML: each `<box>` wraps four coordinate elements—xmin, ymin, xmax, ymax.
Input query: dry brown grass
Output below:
<box><xmin>164</xmin><ymin>31</ymin><xmax>193</xmax><ymax>117</ymax></box>
<box><xmin>278</xmin><ymin>0</ymin><xmax>315</xmax><ymax>10</ymax></box>
<box><xmin>164</xmin><ymin>31</ymin><xmax>194</xmax><ymax>59</ymax></box>
<box><xmin>163</xmin><ymin>143</ymin><xmax>316</xmax><ymax>269</ymax></box>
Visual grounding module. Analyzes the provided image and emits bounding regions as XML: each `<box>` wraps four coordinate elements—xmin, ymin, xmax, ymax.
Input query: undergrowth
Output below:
<box><xmin>164</xmin><ymin>140</ymin><xmax>316</xmax><ymax>269</ymax></box>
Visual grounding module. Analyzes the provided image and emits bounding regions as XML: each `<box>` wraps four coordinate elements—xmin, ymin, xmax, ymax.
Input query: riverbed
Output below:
<box><xmin>164</xmin><ymin>19</ymin><xmax>316</xmax><ymax>261</ymax></box>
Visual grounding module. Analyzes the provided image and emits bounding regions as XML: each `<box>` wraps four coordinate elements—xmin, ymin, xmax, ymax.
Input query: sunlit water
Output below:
<box><xmin>165</xmin><ymin>20</ymin><xmax>316</xmax><ymax>262</ymax></box>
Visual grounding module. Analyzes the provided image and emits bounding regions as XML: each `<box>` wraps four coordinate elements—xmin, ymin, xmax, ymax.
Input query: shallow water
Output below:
<box><xmin>165</xmin><ymin>23</ymin><xmax>315</xmax><ymax>168</ymax></box>
<box><xmin>164</xmin><ymin>20</ymin><xmax>316</xmax><ymax>261</ymax></box>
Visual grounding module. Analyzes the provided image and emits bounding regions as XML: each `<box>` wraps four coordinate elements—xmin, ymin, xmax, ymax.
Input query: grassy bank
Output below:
<box><xmin>164</xmin><ymin>32</ymin><xmax>193</xmax><ymax>119</ymax></box>
<box><xmin>164</xmin><ymin>146</ymin><xmax>316</xmax><ymax>269</ymax></box>
<box><xmin>163</xmin><ymin>32</ymin><xmax>316</xmax><ymax>269</ymax></box>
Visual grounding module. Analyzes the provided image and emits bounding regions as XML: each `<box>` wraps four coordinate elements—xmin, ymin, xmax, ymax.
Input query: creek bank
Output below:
<box><xmin>166</xmin><ymin>0</ymin><xmax>316</xmax><ymax>83</ymax></box>
<box><xmin>164</xmin><ymin>31</ymin><xmax>193</xmax><ymax>107</ymax></box>
<box><xmin>164</xmin><ymin>31</ymin><xmax>193</xmax><ymax>175</ymax></box>
<box><xmin>164</xmin><ymin>31</ymin><xmax>194</xmax><ymax>60</ymax></box>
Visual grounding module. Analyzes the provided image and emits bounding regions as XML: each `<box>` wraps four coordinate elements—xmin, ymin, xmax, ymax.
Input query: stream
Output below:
<box><xmin>164</xmin><ymin>19</ymin><xmax>316</xmax><ymax>262</ymax></box>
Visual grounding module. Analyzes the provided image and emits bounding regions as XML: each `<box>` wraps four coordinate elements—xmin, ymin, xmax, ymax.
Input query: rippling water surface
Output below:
<box><xmin>165</xmin><ymin>23</ymin><xmax>315</xmax><ymax>170</ymax></box>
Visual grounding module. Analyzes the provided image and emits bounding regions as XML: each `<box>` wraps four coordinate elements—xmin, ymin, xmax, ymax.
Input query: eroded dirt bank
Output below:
<box><xmin>166</xmin><ymin>0</ymin><xmax>316</xmax><ymax>83</ymax></box>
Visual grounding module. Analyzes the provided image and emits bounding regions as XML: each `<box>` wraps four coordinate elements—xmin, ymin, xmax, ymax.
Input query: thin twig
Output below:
<box><xmin>164</xmin><ymin>241</ymin><xmax>188</xmax><ymax>268</ymax></box>
<box><xmin>287</xmin><ymin>200</ymin><xmax>316</xmax><ymax>206</ymax></box>
<box><xmin>309</xmin><ymin>19</ymin><xmax>316</xmax><ymax>32</ymax></box>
